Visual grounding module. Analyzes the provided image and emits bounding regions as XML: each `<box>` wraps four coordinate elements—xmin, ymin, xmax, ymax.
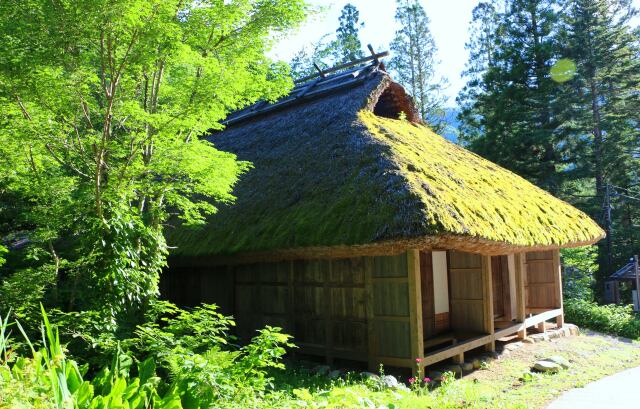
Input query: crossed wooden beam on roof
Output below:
<box><xmin>295</xmin><ymin>44</ymin><xmax>389</xmax><ymax>84</ymax></box>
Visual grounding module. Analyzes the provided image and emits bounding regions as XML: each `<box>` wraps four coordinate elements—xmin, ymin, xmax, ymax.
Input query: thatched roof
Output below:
<box><xmin>168</xmin><ymin>63</ymin><xmax>603</xmax><ymax>263</ymax></box>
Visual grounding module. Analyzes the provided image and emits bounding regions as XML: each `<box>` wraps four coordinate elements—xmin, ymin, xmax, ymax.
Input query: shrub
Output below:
<box><xmin>564</xmin><ymin>298</ymin><xmax>640</xmax><ymax>339</ymax></box>
<box><xmin>0</xmin><ymin>303</ymin><xmax>296</xmax><ymax>408</ymax></box>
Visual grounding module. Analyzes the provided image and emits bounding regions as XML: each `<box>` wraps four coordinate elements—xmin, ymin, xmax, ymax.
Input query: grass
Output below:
<box><xmin>405</xmin><ymin>331</ymin><xmax>640</xmax><ymax>408</ymax></box>
<box><xmin>268</xmin><ymin>330</ymin><xmax>640</xmax><ymax>408</ymax></box>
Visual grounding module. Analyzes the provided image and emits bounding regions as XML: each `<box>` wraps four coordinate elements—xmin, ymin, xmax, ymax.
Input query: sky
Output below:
<box><xmin>270</xmin><ymin>0</ymin><xmax>640</xmax><ymax>107</ymax></box>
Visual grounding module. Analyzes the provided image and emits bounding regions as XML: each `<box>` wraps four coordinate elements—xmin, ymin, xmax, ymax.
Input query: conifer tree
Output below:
<box><xmin>559</xmin><ymin>0</ymin><xmax>640</xmax><ymax>283</ymax></box>
<box><xmin>458</xmin><ymin>0</ymin><xmax>564</xmax><ymax>193</ymax></box>
<box><xmin>334</xmin><ymin>3</ymin><xmax>365</xmax><ymax>63</ymax></box>
<box><xmin>389</xmin><ymin>0</ymin><xmax>448</xmax><ymax>132</ymax></box>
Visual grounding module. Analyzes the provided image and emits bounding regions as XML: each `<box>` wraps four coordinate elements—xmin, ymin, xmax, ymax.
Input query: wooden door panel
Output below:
<box><xmin>420</xmin><ymin>251</ymin><xmax>435</xmax><ymax>338</ymax></box>
<box><xmin>491</xmin><ymin>256</ymin><xmax>504</xmax><ymax>318</ymax></box>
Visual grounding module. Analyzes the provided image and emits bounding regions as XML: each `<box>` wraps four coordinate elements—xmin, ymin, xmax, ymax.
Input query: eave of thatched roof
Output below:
<box><xmin>167</xmin><ymin>68</ymin><xmax>603</xmax><ymax>263</ymax></box>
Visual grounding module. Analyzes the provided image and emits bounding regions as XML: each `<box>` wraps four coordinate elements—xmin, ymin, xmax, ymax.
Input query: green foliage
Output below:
<box><xmin>564</xmin><ymin>298</ymin><xmax>640</xmax><ymax>339</ymax></box>
<box><xmin>1</xmin><ymin>304</ymin><xmax>298</xmax><ymax>408</ymax></box>
<box><xmin>334</xmin><ymin>3</ymin><xmax>365</xmax><ymax>63</ymax></box>
<box><xmin>288</xmin><ymin>3</ymin><xmax>365</xmax><ymax>79</ymax></box>
<box><xmin>389</xmin><ymin>0</ymin><xmax>448</xmax><ymax>132</ymax></box>
<box><xmin>561</xmin><ymin>245</ymin><xmax>598</xmax><ymax>300</ymax></box>
<box><xmin>457</xmin><ymin>0</ymin><xmax>640</xmax><ymax>286</ymax></box>
<box><xmin>0</xmin><ymin>0</ymin><xmax>307</xmax><ymax>326</ymax></box>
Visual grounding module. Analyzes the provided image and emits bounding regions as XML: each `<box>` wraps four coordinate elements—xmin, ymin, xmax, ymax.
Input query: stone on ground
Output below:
<box><xmin>442</xmin><ymin>364</ymin><xmax>463</xmax><ymax>378</ymax></box>
<box><xmin>328</xmin><ymin>369</ymin><xmax>342</xmax><ymax>379</ymax></box>
<box><xmin>426</xmin><ymin>370</ymin><xmax>443</xmax><ymax>381</ymax></box>
<box><xmin>533</xmin><ymin>360</ymin><xmax>562</xmax><ymax>373</ymax></box>
<box><xmin>381</xmin><ymin>375</ymin><xmax>399</xmax><ymax>388</ymax></box>
<box><xmin>544</xmin><ymin>355</ymin><xmax>571</xmax><ymax>369</ymax></box>
<box><xmin>312</xmin><ymin>365</ymin><xmax>330</xmax><ymax>376</ymax></box>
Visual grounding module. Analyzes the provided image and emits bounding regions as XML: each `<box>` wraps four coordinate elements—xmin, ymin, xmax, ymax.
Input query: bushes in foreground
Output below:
<box><xmin>564</xmin><ymin>298</ymin><xmax>640</xmax><ymax>339</ymax></box>
<box><xmin>0</xmin><ymin>304</ymin><xmax>296</xmax><ymax>408</ymax></box>
<box><xmin>0</xmin><ymin>304</ymin><xmax>488</xmax><ymax>408</ymax></box>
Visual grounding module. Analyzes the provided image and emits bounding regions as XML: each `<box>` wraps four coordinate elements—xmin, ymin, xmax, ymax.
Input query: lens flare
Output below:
<box><xmin>551</xmin><ymin>58</ymin><xmax>577</xmax><ymax>83</ymax></box>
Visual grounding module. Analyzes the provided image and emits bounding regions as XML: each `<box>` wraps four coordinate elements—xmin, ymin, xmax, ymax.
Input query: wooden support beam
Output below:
<box><xmin>287</xmin><ymin>261</ymin><xmax>296</xmax><ymax>358</ymax></box>
<box><xmin>481</xmin><ymin>255</ymin><xmax>495</xmax><ymax>351</ymax></box>
<box><xmin>295</xmin><ymin>51</ymin><xmax>390</xmax><ymax>84</ymax></box>
<box><xmin>524</xmin><ymin>308</ymin><xmax>563</xmax><ymax>327</ymax></box>
<box><xmin>634</xmin><ymin>255</ymin><xmax>639</xmax><ymax>311</ymax></box>
<box><xmin>552</xmin><ymin>250</ymin><xmax>564</xmax><ymax>328</ymax></box>
<box><xmin>364</xmin><ymin>257</ymin><xmax>377</xmax><ymax>372</ymax></box>
<box><xmin>514</xmin><ymin>253</ymin><xmax>527</xmax><ymax>339</ymax></box>
<box><xmin>407</xmin><ymin>249</ymin><xmax>424</xmax><ymax>377</ymax></box>
<box><xmin>422</xmin><ymin>334</ymin><xmax>494</xmax><ymax>366</ymax></box>
<box><xmin>323</xmin><ymin>262</ymin><xmax>333</xmax><ymax>365</ymax></box>
<box><xmin>494</xmin><ymin>322</ymin><xmax>525</xmax><ymax>339</ymax></box>
<box><xmin>452</xmin><ymin>352</ymin><xmax>464</xmax><ymax>364</ymax></box>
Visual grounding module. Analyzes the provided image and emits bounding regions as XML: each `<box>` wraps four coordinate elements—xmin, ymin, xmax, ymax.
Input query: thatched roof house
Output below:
<box><xmin>164</xmin><ymin>58</ymin><xmax>603</xmax><ymax>375</ymax></box>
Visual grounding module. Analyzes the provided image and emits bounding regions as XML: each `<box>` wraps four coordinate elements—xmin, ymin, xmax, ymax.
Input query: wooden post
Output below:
<box><xmin>364</xmin><ymin>257</ymin><xmax>377</xmax><ymax>372</ymax></box>
<box><xmin>407</xmin><ymin>250</ymin><xmax>424</xmax><ymax>377</ymax></box>
<box><xmin>553</xmin><ymin>250</ymin><xmax>564</xmax><ymax>328</ymax></box>
<box><xmin>481</xmin><ymin>255</ymin><xmax>495</xmax><ymax>352</ymax></box>
<box><xmin>634</xmin><ymin>255</ymin><xmax>640</xmax><ymax>312</ymax></box>
<box><xmin>287</xmin><ymin>261</ymin><xmax>296</xmax><ymax>359</ymax></box>
<box><xmin>452</xmin><ymin>351</ymin><xmax>464</xmax><ymax>364</ymax></box>
<box><xmin>323</xmin><ymin>261</ymin><xmax>334</xmax><ymax>365</ymax></box>
<box><xmin>514</xmin><ymin>253</ymin><xmax>527</xmax><ymax>339</ymax></box>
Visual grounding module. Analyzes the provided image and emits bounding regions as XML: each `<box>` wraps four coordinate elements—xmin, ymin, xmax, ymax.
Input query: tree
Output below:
<box><xmin>334</xmin><ymin>3</ymin><xmax>365</xmax><ymax>63</ymax></box>
<box><xmin>0</xmin><ymin>0</ymin><xmax>306</xmax><ymax>326</ymax></box>
<box><xmin>458</xmin><ymin>0</ymin><xmax>640</xmax><ymax>295</ymax></box>
<box><xmin>457</xmin><ymin>1</ymin><xmax>503</xmax><ymax>146</ymax></box>
<box><xmin>289</xmin><ymin>34</ymin><xmax>336</xmax><ymax>80</ymax></box>
<box><xmin>389</xmin><ymin>0</ymin><xmax>448</xmax><ymax>132</ymax></box>
<box><xmin>457</xmin><ymin>0</ymin><xmax>565</xmax><ymax>193</ymax></box>
<box><xmin>559</xmin><ymin>0</ymin><xmax>640</xmax><ymax>285</ymax></box>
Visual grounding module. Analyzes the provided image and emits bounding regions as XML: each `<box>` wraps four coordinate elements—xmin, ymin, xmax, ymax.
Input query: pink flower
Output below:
<box><xmin>415</xmin><ymin>358</ymin><xmax>422</xmax><ymax>363</ymax></box>
<box><xmin>408</xmin><ymin>377</ymin><xmax>416</xmax><ymax>384</ymax></box>
<box><xmin>423</xmin><ymin>377</ymin><xmax>431</xmax><ymax>383</ymax></box>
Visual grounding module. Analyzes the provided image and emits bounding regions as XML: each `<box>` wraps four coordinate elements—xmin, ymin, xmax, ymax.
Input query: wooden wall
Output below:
<box><xmin>160</xmin><ymin>265</ymin><xmax>234</xmax><ymax>315</ymax></box>
<box><xmin>202</xmin><ymin>252</ymin><xmax>418</xmax><ymax>368</ymax></box>
<box><xmin>448</xmin><ymin>251</ymin><xmax>485</xmax><ymax>333</ymax></box>
<box><xmin>525</xmin><ymin>250</ymin><xmax>559</xmax><ymax>311</ymax></box>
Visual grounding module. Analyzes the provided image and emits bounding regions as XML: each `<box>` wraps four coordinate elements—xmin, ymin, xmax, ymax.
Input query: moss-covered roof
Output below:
<box><xmin>168</xmin><ymin>70</ymin><xmax>603</xmax><ymax>260</ymax></box>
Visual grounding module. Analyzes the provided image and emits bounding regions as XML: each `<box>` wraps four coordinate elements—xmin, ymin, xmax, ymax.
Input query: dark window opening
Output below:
<box><xmin>372</xmin><ymin>83</ymin><xmax>419</xmax><ymax>123</ymax></box>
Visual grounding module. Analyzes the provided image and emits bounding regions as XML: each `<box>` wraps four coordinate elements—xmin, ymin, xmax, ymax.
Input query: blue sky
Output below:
<box><xmin>271</xmin><ymin>0</ymin><xmax>640</xmax><ymax>107</ymax></box>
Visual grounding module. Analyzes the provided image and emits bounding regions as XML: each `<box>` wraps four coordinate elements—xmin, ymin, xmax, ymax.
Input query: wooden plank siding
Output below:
<box><xmin>162</xmin><ymin>248</ymin><xmax>565</xmax><ymax>373</ymax></box>
<box><xmin>447</xmin><ymin>251</ymin><xmax>488</xmax><ymax>334</ymax></box>
<box><xmin>525</xmin><ymin>251</ymin><xmax>557</xmax><ymax>311</ymax></box>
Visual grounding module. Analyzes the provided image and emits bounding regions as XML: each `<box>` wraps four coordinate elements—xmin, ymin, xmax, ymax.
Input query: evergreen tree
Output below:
<box><xmin>334</xmin><ymin>3</ymin><xmax>365</xmax><ymax>63</ymax></box>
<box><xmin>458</xmin><ymin>0</ymin><xmax>640</xmax><ymax>295</ymax></box>
<box><xmin>559</xmin><ymin>0</ymin><xmax>640</xmax><ymax>284</ymax></box>
<box><xmin>389</xmin><ymin>0</ymin><xmax>448</xmax><ymax>132</ymax></box>
<box><xmin>457</xmin><ymin>1</ymin><xmax>501</xmax><ymax>143</ymax></box>
<box><xmin>458</xmin><ymin>0</ymin><xmax>565</xmax><ymax>193</ymax></box>
<box><xmin>289</xmin><ymin>35</ymin><xmax>336</xmax><ymax>80</ymax></box>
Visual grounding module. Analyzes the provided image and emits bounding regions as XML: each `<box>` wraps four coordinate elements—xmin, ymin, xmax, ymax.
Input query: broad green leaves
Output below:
<box><xmin>0</xmin><ymin>0</ymin><xmax>307</xmax><ymax>323</ymax></box>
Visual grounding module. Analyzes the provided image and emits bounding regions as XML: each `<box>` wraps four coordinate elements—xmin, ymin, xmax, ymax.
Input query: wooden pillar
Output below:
<box><xmin>407</xmin><ymin>249</ymin><xmax>424</xmax><ymax>377</ymax></box>
<box><xmin>634</xmin><ymin>255</ymin><xmax>640</xmax><ymax>311</ymax></box>
<box><xmin>552</xmin><ymin>250</ymin><xmax>564</xmax><ymax>328</ymax></box>
<box><xmin>481</xmin><ymin>255</ymin><xmax>495</xmax><ymax>352</ymax></box>
<box><xmin>323</xmin><ymin>261</ymin><xmax>334</xmax><ymax>365</ymax></box>
<box><xmin>514</xmin><ymin>253</ymin><xmax>527</xmax><ymax>339</ymax></box>
<box><xmin>452</xmin><ymin>351</ymin><xmax>464</xmax><ymax>364</ymax></box>
<box><xmin>287</xmin><ymin>261</ymin><xmax>296</xmax><ymax>359</ymax></box>
<box><xmin>364</xmin><ymin>258</ymin><xmax>376</xmax><ymax>372</ymax></box>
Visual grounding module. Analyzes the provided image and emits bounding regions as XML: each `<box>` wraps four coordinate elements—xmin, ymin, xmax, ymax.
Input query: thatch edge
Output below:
<box><xmin>169</xmin><ymin>232</ymin><xmax>603</xmax><ymax>267</ymax></box>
